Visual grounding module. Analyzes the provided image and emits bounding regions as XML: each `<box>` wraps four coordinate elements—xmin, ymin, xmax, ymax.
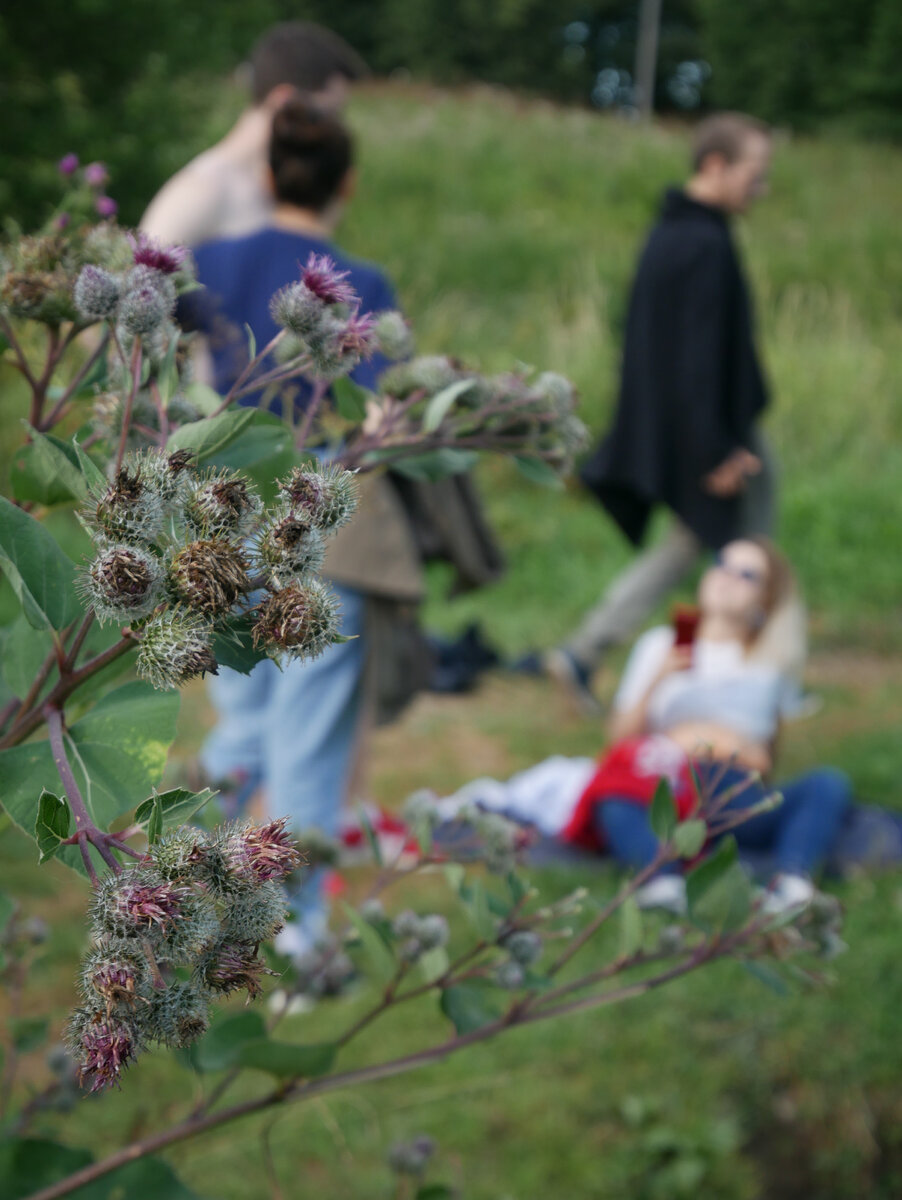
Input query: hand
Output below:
<box><xmin>703</xmin><ymin>448</ymin><xmax>762</xmax><ymax>498</ymax></box>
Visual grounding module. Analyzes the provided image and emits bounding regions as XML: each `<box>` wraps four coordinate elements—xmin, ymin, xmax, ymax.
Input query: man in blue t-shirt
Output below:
<box><xmin>184</xmin><ymin>99</ymin><xmax>409</xmax><ymax>956</ymax></box>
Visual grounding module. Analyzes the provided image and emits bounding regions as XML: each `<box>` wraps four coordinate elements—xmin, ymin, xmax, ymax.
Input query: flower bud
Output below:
<box><xmin>393</xmin><ymin>910</ymin><xmax>421</xmax><ymax>940</ymax></box>
<box><xmin>417</xmin><ymin>914</ymin><xmax>449</xmax><ymax>951</ymax></box>
<box><xmin>252</xmin><ymin>579</ymin><xmax>340</xmax><ymax>662</ymax></box>
<box><xmin>373</xmin><ymin>310</ymin><xmax>414</xmax><ymax>360</ymax></box>
<box><xmin>73</xmin><ymin>265</ymin><xmax>120</xmax><ymax>322</ymax></box>
<box><xmin>380</xmin><ymin>355</ymin><xmax>459</xmax><ymax>399</ymax></box>
<box><xmin>222</xmin><ymin>881</ymin><xmax>288</xmax><ymax>944</ymax></box>
<box><xmin>145</xmin><ymin>982</ymin><xmax>211</xmax><ymax>1048</ymax></box>
<box><xmin>95</xmin><ymin>196</ymin><xmax>118</xmax><ymax>219</ymax></box>
<box><xmin>185</xmin><ymin>471</ymin><xmax>263</xmax><ymax>539</ymax></box>
<box><xmin>503</xmin><ymin>930</ymin><xmax>542</xmax><ymax>967</ymax></box>
<box><xmin>68</xmin><ymin>1009</ymin><xmax>136</xmax><ymax>1092</ymax></box>
<box><xmin>300</xmin><ymin>252</ymin><xmax>356</xmax><ymax>306</ymax></box>
<box><xmin>240</xmin><ymin>818</ymin><xmax>303</xmax><ymax>882</ymax></box>
<box><xmin>83</xmin><ymin>161</ymin><xmax>109</xmax><ymax>187</ymax></box>
<box><xmin>398</xmin><ymin>936</ymin><xmax>423</xmax><ymax>964</ymax></box>
<box><xmin>277</xmin><ymin>464</ymin><xmax>358</xmax><ymax>532</ymax></box>
<box><xmin>82</xmin><ymin>948</ymin><xmax>149</xmax><ymax>1012</ymax></box>
<box><xmin>387</xmin><ymin>1136</ymin><xmax>436</xmax><ymax>1176</ymax></box>
<box><xmin>269</xmin><ymin>281</ymin><xmax>328</xmax><ymax>339</ymax></box>
<box><xmin>165</xmin><ymin>394</ymin><xmax>201</xmax><ymax>426</ymax></box>
<box><xmin>495</xmin><ymin>960</ymin><xmax>526</xmax><ymax>990</ymax></box>
<box><xmin>136</xmin><ymin>606</ymin><xmax>218</xmax><ymax>690</ymax></box>
<box><xmin>86</xmin><ymin>542</ymin><xmax>164</xmax><ymax>622</ymax></box>
<box><xmin>58</xmin><ymin>153</ymin><xmax>79</xmax><ymax>176</ymax></box>
<box><xmin>90</xmin><ymin>870</ymin><xmax>188</xmax><ymax>942</ymax></box>
<box><xmin>306</xmin><ymin>311</ymin><xmax>375</xmax><ymax>381</ymax></box>
<box><xmin>129</xmin><ymin>233</ymin><xmax>188</xmax><ymax>277</ymax></box>
<box><xmin>533</xmin><ymin>371</ymin><xmax>577</xmax><ymax>415</ymax></box>
<box><xmin>118</xmin><ymin>283</ymin><xmax>169</xmax><ymax>336</ymax></box>
<box><xmin>169</xmin><ymin>538</ymin><xmax>251</xmax><ymax>617</ymax></box>
<box><xmin>360</xmin><ymin>898</ymin><xmax>385</xmax><ymax>925</ymax></box>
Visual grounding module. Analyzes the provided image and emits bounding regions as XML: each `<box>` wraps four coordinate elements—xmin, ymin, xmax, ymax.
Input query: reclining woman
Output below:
<box><xmin>428</xmin><ymin>537</ymin><xmax>853</xmax><ymax>914</ymax></box>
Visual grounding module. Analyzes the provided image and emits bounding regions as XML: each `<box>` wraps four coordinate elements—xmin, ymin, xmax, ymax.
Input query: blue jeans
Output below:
<box><xmin>597</xmin><ymin>766</ymin><xmax>852</xmax><ymax>877</ymax></box>
<box><xmin>201</xmin><ymin>582</ymin><xmax>366</xmax><ymax>934</ymax></box>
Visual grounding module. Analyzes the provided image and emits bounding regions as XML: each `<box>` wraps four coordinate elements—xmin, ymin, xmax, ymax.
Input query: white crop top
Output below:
<box><xmin>613</xmin><ymin>627</ymin><xmax>793</xmax><ymax>745</ymax></box>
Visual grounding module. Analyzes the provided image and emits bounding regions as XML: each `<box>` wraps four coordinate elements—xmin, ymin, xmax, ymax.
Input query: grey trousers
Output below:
<box><xmin>564</xmin><ymin>437</ymin><xmax>776</xmax><ymax>671</ymax></box>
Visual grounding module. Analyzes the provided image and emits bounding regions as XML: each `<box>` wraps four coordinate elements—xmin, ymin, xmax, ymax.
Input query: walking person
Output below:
<box><xmin>526</xmin><ymin>113</ymin><xmax>784</xmax><ymax>710</ymax></box>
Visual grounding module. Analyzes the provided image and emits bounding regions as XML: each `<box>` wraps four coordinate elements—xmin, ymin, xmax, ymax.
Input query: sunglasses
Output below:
<box><xmin>714</xmin><ymin>553</ymin><xmax>765</xmax><ymax>585</ymax></box>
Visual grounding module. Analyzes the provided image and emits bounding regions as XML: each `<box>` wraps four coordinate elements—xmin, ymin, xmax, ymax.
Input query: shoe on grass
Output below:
<box><xmin>762</xmin><ymin>872</ymin><xmax>815</xmax><ymax>915</ymax></box>
<box><xmin>635</xmin><ymin>875</ymin><xmax>688</xmax><ymax>916</ymax></box>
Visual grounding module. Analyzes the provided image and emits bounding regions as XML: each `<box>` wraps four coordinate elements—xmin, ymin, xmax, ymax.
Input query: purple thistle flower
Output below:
<box><xmin>241</xmin><ymin>818</ymin><xmax>302</xmax><ymax>882</ymax></box>
<box><xmin>83</xmin><ymin>161</ymin><xmax>109</xmax><ymax>187</ymax></box>
<box><xmin>116</xmin><ymin>880</ymin><xmax>185</xmax><ymax>932</ymax></box>
<box><xmin>335</xmin><ymin>310</ymin><xmax>376</xmax><ymax>359</ymax></box>
<box><xmin>78</xmin><ymin>1019</ymin><xmax>135</xmax><ymax>1092</ymax></box>
<box><xmin>54</xmin><ymin>213</ymin><xmax>71</xmax><ymax>231</ymax></box>
<box><xmin>58</xmin><ymin>153</ymin><xmax>79</xmax><ymax>176</ymax></box>
<box><xmin>202</xmin><ymin>942</ymin><xmax>271</xmax><ymax>998</ymax></box>
<box><xmin>95</xmin><ymin>195</ymin><xmax>118</xmax><ymax>219</ymax></box>
<box><xmin>128</xmin><ymin>232</ymin><xmax>188</xmax><ymax>276</ymax></box>
<box><xmin>300</xmin><ymin>253</ymin><xmax>356</xmax><ymax>306</ymax></box>
<box><xmin>91</xmin><ymin>962</ymin><xmax>139</xmax><ymax>1007</ymax></box>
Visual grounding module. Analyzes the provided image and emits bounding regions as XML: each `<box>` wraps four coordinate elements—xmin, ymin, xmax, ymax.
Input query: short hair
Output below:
<box><xmin>691</xmin><ymin>112</ymin><xmax>771</xmax><ymax>173</ymax></box>
<box><xmin>250</xmin><ymin>22</ymin><xmax>368</xmax><ymax>103</ymax></box>
<box><xmin>268</xmin><ymin>99</ymin><xmax>353</xmax><ymax>212</ymax></box>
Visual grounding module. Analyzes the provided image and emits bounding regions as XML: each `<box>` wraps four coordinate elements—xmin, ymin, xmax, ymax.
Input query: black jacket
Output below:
<box><xmin>581</xmin><ymin>188</ymin><xmax>769</xmax><ymax>550</ymax></box>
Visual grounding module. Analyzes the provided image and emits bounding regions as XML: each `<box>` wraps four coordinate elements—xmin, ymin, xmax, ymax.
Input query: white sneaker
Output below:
<box><xmin>762</xmin><ymin>873</ymin><xmax>815</xmax><ymax>915</ymax></box>
<box><xmin>635</xmin><ymin>875</ymin><xmax>688</xmax><ymax>916</ymax></box>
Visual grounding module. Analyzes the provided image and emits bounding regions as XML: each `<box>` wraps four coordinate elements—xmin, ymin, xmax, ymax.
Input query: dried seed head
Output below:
<box><xmin>89</xmin><ymin>467</ymin><xmax>165</xmax><ymax>545</ymax></box>
<box><xmin>255</xmin><ymin>508</ymin><xmax>325</xmax><ymax>581</ymax></box>
<box><xmin>82</xmin><ymin>949</ymin><xmax>149</xmax><ymax>1013</ymax></box>
<box><xmin>68</xmin><ymin>1010</ymin><xmax>137</xmax><ymax>1092</ymax></box>
<box><xmin>86</xmin><ymin>542</ymin><xmax>163</xmax><ymax>622</ymax></box>
<box><xmin>252</xmin><ymin>579</ymin><xmax>340</xmax><ymax>661</ymax></box>
<box><xmin>73</xmin><ymin>265</ymin><xmax>120</xmax><ymax>322</ymax></box>
<box><xmin>169</xmin><ymin>538</ymin><xmax>251</xmax><ymax>617</ymax></box>
<box><xmin>185</xmin><ymin>471</ymin><xmax>262</xmax><ymax>539</ymax></box>
<box><xmin>136</xmin><ymin>606</ymin><xmax>218</xmax><ymax>690</ymax></box>
<box><xmin>199</xmin><ymin>940</ymin><xmax>272</xmax><ymax>999</ymax></box>
<box><xmin>122</xmin><ymin>447</ymin><xmax>194</xmax><ymax>507</ymax></box>
<box><xmin>276</xmin><ymin>464</ymin><xmax>358</xmax><ymax>532</ymax></box>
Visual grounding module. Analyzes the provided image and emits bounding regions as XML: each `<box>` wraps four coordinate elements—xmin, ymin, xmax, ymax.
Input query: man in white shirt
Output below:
<box><xmin>140</xmin><ymin>21</ymin><xmax>367</xmax><ymax>247</ymax></box>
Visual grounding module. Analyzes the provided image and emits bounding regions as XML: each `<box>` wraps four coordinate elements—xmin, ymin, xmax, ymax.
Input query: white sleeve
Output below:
<box><xmin>613</xmin><ymin>627</ymin><xmax>674</xmax><ymax>713</ymax></box>
<box><xmin>140</xmin><ymin>158</ymin><xmax>226</xmax><ymax>248</ymax></box>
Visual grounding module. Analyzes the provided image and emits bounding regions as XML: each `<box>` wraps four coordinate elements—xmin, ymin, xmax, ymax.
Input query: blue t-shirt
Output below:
<box><xmin>183</xmin><ymin>227</ymin><xmax>396</xmax><ymax>414</ymax></box>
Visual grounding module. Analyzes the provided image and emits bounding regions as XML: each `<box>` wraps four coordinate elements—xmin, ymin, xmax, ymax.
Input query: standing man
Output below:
<box><xmin>141</xmin><ymin>21</ymin><xmax>367</xmax><ymax>247</ymax></box>
<box><xmin>538</xmin><ymin>113</ymin><xmax>777</xmax><ymax>709</ymax></box>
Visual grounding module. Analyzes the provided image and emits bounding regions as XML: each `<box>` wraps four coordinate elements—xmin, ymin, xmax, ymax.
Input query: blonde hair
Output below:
<box><xmin>742</xmin><ymin>537</ymin><xmax>808</xmax><ymax>679</ymax></box>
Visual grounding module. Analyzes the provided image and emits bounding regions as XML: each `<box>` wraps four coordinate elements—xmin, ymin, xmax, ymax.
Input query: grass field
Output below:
<box><xmin>3</xmin><ymin>82</ymin><xmax>902</xmax><ymax>1199</ymax></box>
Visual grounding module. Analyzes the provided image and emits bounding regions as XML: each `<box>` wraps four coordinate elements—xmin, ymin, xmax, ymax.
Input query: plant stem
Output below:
<box><xmin>211</xmin><ymin>332</ymin><xmax>286</xmax><ymax>417</ymax></box>
<box><xmin>294</xmin><ymin>378</ymin><xmax>328</xmax><ymax>450</ymax></box>
<box><xmin>114</xmin><ymin>337</ymin><xmax>142</xmax><ymax>474</ymax></box>
<box><xmin>39</xmin><ymin>330</ymin><xmax>110</xmax><ymax>432</ymax></box>
<box><xmin>22</xmin><ymin>935</ymin><xmax>745</xmax><ymax>1200</ymax></box>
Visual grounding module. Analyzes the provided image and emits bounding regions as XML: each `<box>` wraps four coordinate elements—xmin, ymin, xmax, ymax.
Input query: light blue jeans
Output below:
<box><xmin>201</xmin><ymin>583</ymin><xmax>366</xmax><ymax>938</ymax></box>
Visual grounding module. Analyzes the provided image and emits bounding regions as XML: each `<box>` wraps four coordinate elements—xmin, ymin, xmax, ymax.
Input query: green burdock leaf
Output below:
<box><xmin>134</xmin><ymin>787</ymin><xmax>215</xmax><ymax>835</ymax></box>
<box><xmin>193</xmin><ymin>1011</ymin><xmax>266</xmax><ymax>1072</ymax></box>
<box><xmin>0</xmin><ymin>495</ymin><xmax>81</xmax><ymax>630</ymax></box>
<box><xmin>344</xmin><ymin>902</ymin><xmax>396</xmax><ymax>984</ymax></box>
<box><xmin>440</xmin><ymin>982</ymin><xmax>502</xmax><ymax>1034</ymax></box>
<box><xmin>686</xmin><ymin>838</ymin><xmax>751</xmax><ymax>934</ymax></box>
<box><xmin>210</xmin><ymin>613</ymin><xmax>269</xmax><ymax>675</ymax></box>
<box><xmin>618</xmin><ymin>895</ymin><xmax>644</xmax><ymax>958</ymax></box>
<box><xmin>11</xmin><ymin>424</ymin><xmax>87</xmax><ymax>505</ymax></box>
<box><xmin>513</xmin><ymin>455</ymin><xmax>564</xmax><ymax>489</ymax></box>
<box><xmin>649</xmin><ymin>778</ymin><xmax>678</xmax><ymax>841</ymax></box>
<box><xmin>237</xmin><ymin>1039</ymin><xmax>336</xmax><ymax>1078</ymax></box>
<box><xmin>332</xmin><ymin>376</ymin><xmax>370</xmax><ymax>423</ymax></box>
<box><xmin>0</xmin><ymin>681</ymin><xmax>179</xmax><ymax>876</ymax></box>
<box><xmin>673</xmin><ymin>818</ymin><xmax>708</xmax><ymax>859</ymax></box>
<box><xmin>422</xmin><ymin>378</ymin><xmax>475</xmax><ymax>432</ymax></box>
<box><xmin>166</xmin><ymin>409</ymin><xmax>254</xmax><ymax>462</ymax></box>
<box><xmin>34</xmin><ymin>789</ymin><xmax>71</xmax><ymax>863</ymax></box>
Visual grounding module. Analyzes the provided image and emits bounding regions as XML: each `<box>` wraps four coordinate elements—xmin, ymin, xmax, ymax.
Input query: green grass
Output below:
<box><xmin>3</xmin><ymin>82</ymin><xmax>902</xmax><ymax>1199</ymax></box>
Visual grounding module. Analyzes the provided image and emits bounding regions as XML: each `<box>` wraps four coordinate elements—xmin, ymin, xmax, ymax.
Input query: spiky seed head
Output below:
<box><xmin>387</xmin><ymin>1137</ymin><xmax>436</xmax><ymax>1177</ymax></box>
<box><xmin>305</xmin><ymin>311</ymin><xmax>375</xmax><ymax>381</ymax></box>
<box><xmin>68</xmin><ymin>1009</ymin><xmax>137</xmax><ymax>1092</ymax></box>
<box><xmin>89</xmin><ymin>467</ymin><xmax>165</xmax><ymax>545</ymax></box>
<box><xmin>73</xmin><ymin>265</ymin><xmax>120</xmax><ymax>322</ymax></box>
<box><xmin>222</xmin><ymin>881</ymin><xmax>289</xmax><ymax>943</ymax></box>
<box><xmin>255</xmin><ymin>509</ymin><xmax>326</xmax><ymax>581</ymax></box>
<box><xmin>85</xmin><ymin>542</ymin><xmax>163</xmax><ymax>622</ymax></box>
<box><xmin>372</xmin><ymin>309</ymin><xmax>414</xmax><ymax>360</ymax></box>
<box><xmin>81</xmin><ymin>948</ymin><xmax>150</xmax><ymax>1013</ymax></box>
<box><xmin>149</xmin><ymin>827</ymin><xmax>211</xmax><ymax>883</ymax></box>
<box><xmin>169</xmin><ymin>538</ymin><xmax>250</xmax><ymax>617</ymax></box>
<box><xmin>392</xmin><ymin>910</ymin><xmax>422</xmax><ymax>940</ymax></box>
<box><xmin>185</xmin><ymin>471</ymin><xmax>263</xmax><ymax>539</ymax></box>
<box><xmin>165</xmin><ymin>394</ymin><xmax>201</xmax><ymax>426</ymax></box>
<box><xmin>122</xmin><ymin>447</ymin><xmax>195</xmax><ymax>507</ymax></box>
<box><xmin>380</xmin><ymin>355</ymin><xmax>459</xmax><ymax>399</ymax></box>
<box><xmin>198</xmin><ymin>940</ymin><xmax>272</xmax><ymax>999</ymax></box>
<box><xmin>417</xmin><ymin>914</ymin><xmax>450</xmax><ymax>951</ymax></box>
<box><xmin>90</xmin><ymin>870</ymin><xmax>188</xmax><ymax>941</ymax></box>
<box><xmin>252</xmin><ymin>579</ymin><xmax>340</xmax><ymax>661</ymax></box>
<box><xmin>276</xmin><ymin>464</ymin><xmax>358</xmax><ymax>532</ymax></box>
<box><xmin>504</xmin><ymin>930</ymin><xmax>543</xmax><ymax>967</ymax></box>
<box><xmin>118</xmin><ymin>282</ymin><xmax>170</xmax><ymax>336</ymax></box>
<box><xmin>533</xmin><ymin>371</ymin><xmax>577</xmax><ymax>415</ymax></box>
<box><xmin>136</xmin><ymin>606</ymin><xmax>218</xmax><ymax>690</ymax></box>
<box><xmin>145</xmin><ymin>982</ymin><xmax>211</xmax><ymax>1048</ymax></box>
<box><xmin>495</xmin><ymin>960</ymin><xmax>526</xmax><ymax>990</ymax></box>
<box><xmin>269</xmin><ymin>281</ymin><xmax>329</xmax><ymax>339</ymax></box>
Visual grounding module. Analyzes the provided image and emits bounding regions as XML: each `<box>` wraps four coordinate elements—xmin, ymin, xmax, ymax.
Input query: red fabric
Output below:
<box><xmin>562</xmin><ymin>736</ymin><xmax>698</xmax><ymax>851</ymax></box>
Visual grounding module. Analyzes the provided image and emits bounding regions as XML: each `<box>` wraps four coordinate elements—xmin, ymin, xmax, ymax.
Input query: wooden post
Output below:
<box><xmin>634</xmin><ymin>0</ymin><xmax>663</xmax><ymax>119</ymax></box>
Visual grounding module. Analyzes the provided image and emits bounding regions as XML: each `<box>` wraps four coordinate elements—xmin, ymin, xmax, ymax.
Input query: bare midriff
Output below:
<box><xmin>664</xmin><ymin>722</ymin><xmax>772</xmax><ymax>775</ymax></box>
